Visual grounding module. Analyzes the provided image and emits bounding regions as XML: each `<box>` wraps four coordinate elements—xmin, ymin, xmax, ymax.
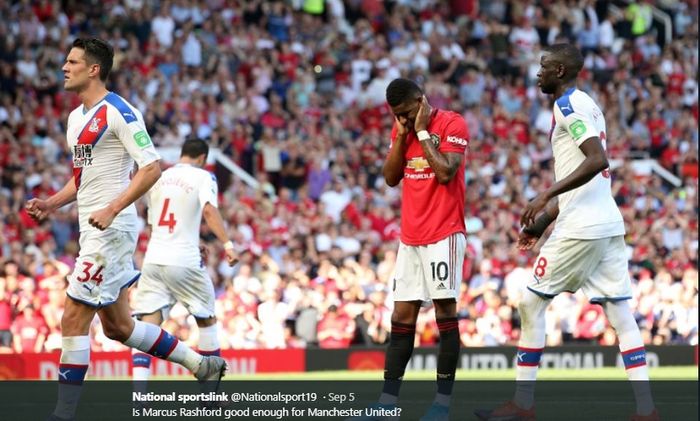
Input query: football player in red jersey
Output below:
<box><xmin>357</xmin><ymin>78</ymin><xmax>469</xmax><ymax>421</ymax></box>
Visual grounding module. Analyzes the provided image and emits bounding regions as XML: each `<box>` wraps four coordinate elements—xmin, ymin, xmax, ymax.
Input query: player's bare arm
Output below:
<box><xmin>25</xmin><ymin>176</ymin><xmax>78</xmax><ymax>222</ymax></box>
<box><xmin>89</xmin><ymin>160</ymin><xmax>162</xmax><ymax>230</ymax></box>
<box><xmin>383</xmin><ymin>116</ymin><xmax>409</xmax><ymax>187</ymax></box>
<box><xmin>202</xmin><ymin>202</ymin><xmax>238</xmax><ymax>266</ymax></box>
<box><xmin>521</xmin><ymin>136</ymin><xmax>607</xmax><ymax>227</ymax></box>
<box><xmin>414</xmin><ymin>96</ymin><xmax>463</xmax><ymax>184</ymax></box>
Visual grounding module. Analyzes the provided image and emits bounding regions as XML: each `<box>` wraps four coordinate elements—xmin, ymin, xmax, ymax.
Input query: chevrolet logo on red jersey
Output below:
<box><xmin>407</xmin><ymin>157</ymin><xmax>430</xmax><ymax>172</ymax></box>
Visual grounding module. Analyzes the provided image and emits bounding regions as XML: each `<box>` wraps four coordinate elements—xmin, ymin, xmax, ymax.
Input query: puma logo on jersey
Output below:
<box><xmin>560</xmin><ymin>104</ymin><xmax>572</xmax><ymax>113</ymax></box>
<box><xmin>88</xmin><ymin>117</ymin><xmax>102</xmax><ymax>133</ymax></box>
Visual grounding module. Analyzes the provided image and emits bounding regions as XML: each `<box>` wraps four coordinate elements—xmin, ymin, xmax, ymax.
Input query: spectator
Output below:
<box><xmin>0</xmin><ymin>285</ymin><xmax>12</xmax><ymax>352</ymax></box>
<box><xmin>317</xmin><ymin>304</ymin><xmax>355</xmax><ymax>348</ymax></box>
<box><xmin>11</xmin><ymin>305</ymin><xmax>48</xmax><ymax>354</ymax></box>
<box><xmin>320</xmin><ymin>179</ymin><xmax>352</xmax><ymax>223</ymax></box>
<box><xmin>151</xmin><ymin>5</ymin><xmax>175</xmax><ymax>48</ymax></box>
<box><xmin>626</xmin><ymin>1</ymin><xmax>654</xmax><ymax>38</ymax></box>
<box><xmin>574</xmin><ymin>302</ymin><xmax>607</xmax><ymax>343</ymax></box>
<box><xmin>279</xmin><ymin>142</ymin><xmax>307</xmax><ymax>194</ymax></box>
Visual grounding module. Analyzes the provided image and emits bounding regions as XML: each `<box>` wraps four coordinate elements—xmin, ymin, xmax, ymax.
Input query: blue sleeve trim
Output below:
<box><xmin>105</xmin><ymin>92</ymin><xmax>138</xmax><ymax>124</ymax></box>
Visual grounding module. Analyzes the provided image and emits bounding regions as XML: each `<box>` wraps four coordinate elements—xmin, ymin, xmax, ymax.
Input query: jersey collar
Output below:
<box><xmin>82</xmin><ymin>91</ymin><xmax>111</xmax><ymax>115</ymax></box>
<box><xmin>556</xmin><ymin>86</ymin><xmax>577</xmax><ymax>101</ymax></box>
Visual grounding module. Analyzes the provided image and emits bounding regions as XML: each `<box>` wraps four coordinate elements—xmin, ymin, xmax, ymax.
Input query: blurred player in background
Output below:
<box><xmin>356</xmin><ymin>78</ymin><xmax>469</xmax><ymax>421</ymax></box>
<box><xmin>131</xmin><ymin>138</ymin><xmax>237</xmax><ymax>390</ymax></box>
<box><xmin>477</xmin><ymin>43</ymin><xmax>658</xmax><ymax>421</ymax></box>
<box><xmin>25</xmin><ymin>38</ymin><xmax>226</xmax><ymax>421</ymax></box>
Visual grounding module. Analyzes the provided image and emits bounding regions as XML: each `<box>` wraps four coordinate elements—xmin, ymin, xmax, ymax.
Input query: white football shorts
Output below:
<box><xmin>527</xmin><ymin>234</ymin><xmax>633</xmax><ymax>303</ymax></box>
<box><xmin>66</xmin><ymin>229</ymin><xmax>139</xmax><ymax>307</ymax></box>
<box><xmin>391</xmin><ymin>232</ymin><xmax>466</xmax><ymax>301</ymax></box>
<box><xmin>131</xmin><ymin>263</ymin><xmax>216</xmax><ymax>319</ymax></box>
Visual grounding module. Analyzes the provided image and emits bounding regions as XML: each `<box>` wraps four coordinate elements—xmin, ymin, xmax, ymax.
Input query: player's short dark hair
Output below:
<box><xmin>181</xmin><ymin>138</ymin><xmax>209</xmax><ymax>159</ymax></box>
<box><xmin>71</xmin><ymin>38</ymin><xmax>114</xmax><ymax>82</ymax></box>
<box><xmin>385</xmin><ymin>78</ymin><xmax>423</xmax><ymax>107</ymax></box>
<box><xmin>544</xmin><ymin>43</ymin><xmax>584</xmax><ymax>80</ymax></box>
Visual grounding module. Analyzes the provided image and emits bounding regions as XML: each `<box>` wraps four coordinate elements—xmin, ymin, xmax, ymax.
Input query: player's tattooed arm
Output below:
<box><xmin>414</xmin><ymin>96</ymin><xmax>463</xmax><ymax>184</ymax></box>
<box><xmin>418</xmin><ymin>139</ymin><xmax>463</xmax><ymax>184</ymax></box>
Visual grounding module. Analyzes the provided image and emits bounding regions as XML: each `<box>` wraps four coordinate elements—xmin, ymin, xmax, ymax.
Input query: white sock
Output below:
<box><xmin>132</xmin><ymin>347</ymin><xmax>152</xmax><ymax>394</ymax></box>
<box><xmin>54</xmin><ymin>336</ymin><xmax>90</xmax><ymax>419</ymax></box>
<box><xmin>198</xmin><ymin>324</ymin><xmax>220</xmax><ymax>356</ymax></box>
<box><xmin>513</xmin><ymin>290</ymin><xmax>549</xmax><ymax>410</ymax></box>
<box><xmin>603</xmin><ymin>300</ymin><xmax>655</xmax><ymax>415</ymax></box>
<box><xmin>124</xmin><ymin>320</ymin><xmax>203</xmax><ymax>373</ymax></box>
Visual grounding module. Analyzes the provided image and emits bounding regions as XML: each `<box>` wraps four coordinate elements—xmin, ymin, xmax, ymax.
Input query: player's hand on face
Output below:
<box><xmin>88</xmin><ymin>206</ymin><xmax>118</xmax><ymax>230</ymax></box>
<box><xmin>516</xmin><ymin>231</ymin><xmax>539</xmax><ymax>250</ymax></box>
<box><xmin>225</xmin><ymin>249</ymin><xmax>239</xmax><ymax>267</ymax></box>
<box><xmin>394</xmin><ymin>116</ymin><xmax>409</xmax><ymax>138</ymax></box>
<box><xmin>25</xmin><ymin>198</ymin><xmax>50</xmax><ymax>222</ymax></box>
<box><xmin>414</xmin><ymin>95</ymin><xmax>431</xmax><ymax>132</ymax></box>
<box><xmin>520</xmin><ymin>193</ymin><xmax>548</xmax><ymax>228</ymax></box>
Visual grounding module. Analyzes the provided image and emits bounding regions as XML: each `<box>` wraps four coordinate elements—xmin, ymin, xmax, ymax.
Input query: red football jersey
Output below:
<box><xmin>389</xmin><ymin>109</ymin><xmax>469</xmax><ymax>245</ymax></box>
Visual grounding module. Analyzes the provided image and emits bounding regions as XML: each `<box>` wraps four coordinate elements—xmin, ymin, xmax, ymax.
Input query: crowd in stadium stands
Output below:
<box><xmin>0</xmin><ymin>0</ymin><xmax>697</xmax><ymax>354</ymax></box>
